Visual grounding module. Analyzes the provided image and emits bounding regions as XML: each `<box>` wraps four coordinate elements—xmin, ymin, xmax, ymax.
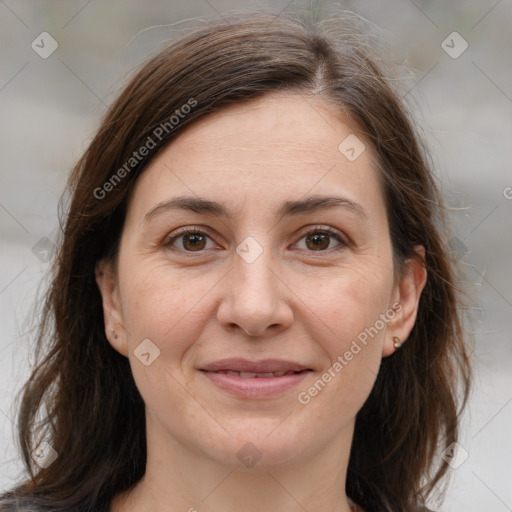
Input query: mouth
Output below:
<box><xmin>198</xmin><ymin>359</ymin><xmax>313</xmax><ymax>398</ymax></box>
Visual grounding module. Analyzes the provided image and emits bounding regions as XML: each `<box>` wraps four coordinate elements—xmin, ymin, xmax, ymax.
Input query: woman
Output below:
<box><xmin>0</xmin><ymin>10</ymin><xmax>471</xmax><ymax>512</ymax></box>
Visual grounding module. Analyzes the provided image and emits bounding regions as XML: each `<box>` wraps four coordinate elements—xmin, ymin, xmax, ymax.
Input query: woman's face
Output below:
<box><xmin>97</xmin><ymin>92</ymin><xmax>424</xmax><ymax>470</ymax></box>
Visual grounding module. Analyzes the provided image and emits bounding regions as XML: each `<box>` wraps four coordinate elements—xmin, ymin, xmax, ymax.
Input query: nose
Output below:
<box><xmin>216</xmin><ymin>246</ymin><xmax>294</xmax><ymax>338</ymax></box>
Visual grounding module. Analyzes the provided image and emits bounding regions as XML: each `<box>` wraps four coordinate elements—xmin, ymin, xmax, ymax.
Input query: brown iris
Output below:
<box><xmin>305</xmin><ymin>232</ymin><xmax>330</xmax><ymax>251</ymax></box>
<box><xmin>182</xmin><ymin>233</ymin><xmax>207</xmax><ymax>251</ymax></box>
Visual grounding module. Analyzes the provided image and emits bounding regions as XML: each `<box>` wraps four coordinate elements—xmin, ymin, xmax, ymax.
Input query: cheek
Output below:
<box><xmin>297</xmin><ymin>262</ymin><xmax>394</xmax><ymax>412</ymax></box>
<box><xmin>119</xmin><ymin>261</ymin><xmax>215</xmax><ymax>346</ymax></box>
<box><xmin>118</xmin><ymin>263</ymin><xmax>215</xmax><ymax>413</ymax></box>
<box><xmin>306</xmin><ymin>257</ymin><xmax>395</xmax><ymax>349</ymax></box>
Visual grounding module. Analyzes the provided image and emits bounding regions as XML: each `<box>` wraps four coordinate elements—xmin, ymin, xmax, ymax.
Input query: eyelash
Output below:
<box><xmin>163</xmin><ymin>225</ymin><xmax>348</xmax><ymax>255</ymax></box>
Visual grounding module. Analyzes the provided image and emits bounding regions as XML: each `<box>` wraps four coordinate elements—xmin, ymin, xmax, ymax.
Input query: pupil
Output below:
<box><xmin>184</xmin><ymin>233</ymin><xmax>205</xmax><ymax>250</ymax></box>
<box><xmin>307</xmin><ymin>233</ymin><xmax>329</xmax><ymax>251</ymax></box>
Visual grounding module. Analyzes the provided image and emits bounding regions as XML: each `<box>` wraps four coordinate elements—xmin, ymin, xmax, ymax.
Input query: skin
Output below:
<box><xmin>96</xmin><ymin>92</ymin><xmax>427</xmax><ymax>512</ymax></box>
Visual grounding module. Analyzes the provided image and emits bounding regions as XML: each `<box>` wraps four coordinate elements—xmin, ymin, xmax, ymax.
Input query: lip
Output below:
<box><xmin>200</xmin><ymin>369</ymin><xmax>311</xmax><ymax>398</ymax></box>
<box><xmin>198</xmin><ymin>358</ymin><xmax>313</xmax><ymax>399</ymax></box>
<box><xmin>199</xmin><ymin>358</ymin><xmax>312</xmax><ymax>373</ymax></box>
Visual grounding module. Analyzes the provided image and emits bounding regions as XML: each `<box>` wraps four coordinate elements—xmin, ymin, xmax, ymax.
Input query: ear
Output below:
<box><xmin>95</xmin><ymin>259</ymin><xmax>129</xmax><ymax>357</ymax></box>
<box><xmin>382</xmin><ymin>245</ymin><xmax>427</xmax><ymax>357</ymax></box>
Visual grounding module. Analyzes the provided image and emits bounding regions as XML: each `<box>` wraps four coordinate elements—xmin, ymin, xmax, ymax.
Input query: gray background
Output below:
<box><xmin>1</xmin><ymin>1</ymin><xmax>511</xmax><ymax>510</ymax></box>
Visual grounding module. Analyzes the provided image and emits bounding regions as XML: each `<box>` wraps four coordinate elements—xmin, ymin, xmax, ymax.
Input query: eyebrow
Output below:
<box><xmin>144</xmin><ymin>194</ymin><xmax>368</xmax><ymax>222</ymax></box>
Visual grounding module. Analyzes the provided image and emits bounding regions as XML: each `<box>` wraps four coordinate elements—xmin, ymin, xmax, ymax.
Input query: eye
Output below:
<box><xmin>164</xmin><ymin>225</ymin><xmax>348</xmax><ymax>255</ymax></box>
<box><xmin>294</xmin><ymin>226</ymin><xmax>347</xmax><ymax>252</ymax></box>
<box><xmin>164</xmin><ymin>227</ymin><xmax>218</xmax><ymax>252</ymax></box>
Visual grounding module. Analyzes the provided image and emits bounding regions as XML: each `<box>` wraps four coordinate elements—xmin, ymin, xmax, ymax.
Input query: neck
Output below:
<box><xmin>112</xmin><ymin>416</ymin><xmax>360</xmax><ymax>512</ymax></box>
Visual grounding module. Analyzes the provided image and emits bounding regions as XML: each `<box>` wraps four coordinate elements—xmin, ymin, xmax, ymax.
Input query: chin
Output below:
<box><xmin>199</xmin><ymin>420</ymin><xmax>310</xmax><ymax>471</ymax></box>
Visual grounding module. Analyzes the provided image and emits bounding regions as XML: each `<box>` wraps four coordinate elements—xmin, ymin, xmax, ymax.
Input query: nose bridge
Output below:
<box><xmin>235</xmin><ymin>242</ymin><xmax>275</xmax><ymax>298</ymax></box>
<box><xmin>217</xmin><ymin>234</ymin><xmax>293</xmax><ymax>337</ymax></box>
<box><xmin>233</xmin><ymin>235</ymin><xmax>279</xmax><ymax>310</ymax></box>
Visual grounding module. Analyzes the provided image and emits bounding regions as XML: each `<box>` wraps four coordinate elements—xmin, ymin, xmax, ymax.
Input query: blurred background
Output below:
<box><xmin>1</xmin><ymin>1</ymin><xmax>511</xmax><ymax>510</ymax></box>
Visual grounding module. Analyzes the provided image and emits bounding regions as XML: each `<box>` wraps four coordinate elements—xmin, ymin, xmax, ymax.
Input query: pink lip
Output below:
<box><xmin>199</xmin><ymin>369</ymin><xmax>311</xmax><ymax>398</ymax></box>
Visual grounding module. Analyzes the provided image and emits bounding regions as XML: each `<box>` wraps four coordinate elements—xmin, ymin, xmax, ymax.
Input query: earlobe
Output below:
<box><xmin>95</xmin><ymin>260</ymin><xmax>129</xmax><ymax>357</ymax></box>
<box><xmin>382</xmin><ymin>245</ymin><xmax>427</xmax><ymax>357</ymax></box>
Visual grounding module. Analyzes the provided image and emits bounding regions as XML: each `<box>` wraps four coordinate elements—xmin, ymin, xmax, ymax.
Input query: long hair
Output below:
<box><xmin>0</xmin><ymin>10</ymin><xmax>471</xmax><ymax>512</ymax></box>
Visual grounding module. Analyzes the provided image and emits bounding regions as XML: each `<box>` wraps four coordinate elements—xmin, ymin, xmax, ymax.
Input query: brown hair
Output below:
<box><xmin>0</xmin><ymin>10</ymin><xmax>471</xmax><ymax>512</ymax></box>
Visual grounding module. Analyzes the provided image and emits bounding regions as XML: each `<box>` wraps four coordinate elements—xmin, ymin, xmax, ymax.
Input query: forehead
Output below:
<box><xmin>126</xmin><ymin>92</ymin><xmax>385</xmax><ymax>222</ymax></box>
<box><xmin>169</xmin><ymin>92</ymin><xmax>364</xmax><ymax>162</ymax></box>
